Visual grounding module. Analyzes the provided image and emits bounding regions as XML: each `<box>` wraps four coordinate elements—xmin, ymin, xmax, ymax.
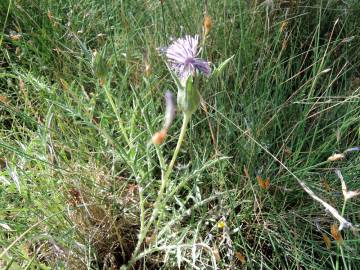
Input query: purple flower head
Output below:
<box><xmin>161</xmin><ymin>35</ymin><xmax>211</xmax><ymax>84</ymax></box>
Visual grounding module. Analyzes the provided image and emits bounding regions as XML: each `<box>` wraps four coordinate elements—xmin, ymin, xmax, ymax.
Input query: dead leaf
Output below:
<box><xmin>212</xmin><ymin>246</ymin><xmax>221</xmax><ymax>262</ymax></box>
<box><xmin>235</xmin><ymin>251</ymin><xmax>246</xmax><ymax>264</ymax></box>
<box><xmin>264</xmin><ymin>176</ymin><xmax>270</xmax><ymax>189</ymax></box>
<box><xmin>243</xmin><ymin>166</ymin><xmax>250</xmax><ymax>178</ymax></box>
<box><xmin>257</xmin><ymin>175</ymin><xmax>270</xmax><ymax>190</ymax></box>
<box><xmin>0</xmin><ymin>96</ymin><xmax>10</xmax><ymax>105</ymax></box>
<box><xmin>327</xmin><ymin>153</ymin><xmax>345</xmax><ymax>162</ymax></box>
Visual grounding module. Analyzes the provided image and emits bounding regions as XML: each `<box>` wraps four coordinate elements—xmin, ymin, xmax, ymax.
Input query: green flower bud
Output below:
<box><xmin>177</xmin><ymin>76</ymin><xmax>200</xmax><ymax>117</ymax></box>
<box><xmin>92</xmin><ymin>50</ymin><xmax>109</xmax><ymax>80</ymax></box>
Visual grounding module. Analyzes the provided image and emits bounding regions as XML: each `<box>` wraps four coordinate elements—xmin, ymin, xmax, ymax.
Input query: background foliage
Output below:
<box><xmin>1</xmin><ymin>0</ymin><xmax>360</xmax><ymax>269</ymax></box>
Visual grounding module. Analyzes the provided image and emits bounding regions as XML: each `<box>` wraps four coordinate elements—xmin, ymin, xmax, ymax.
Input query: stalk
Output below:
<box><xmin>335</xmin><ymin>201</ymin><xmax>348</xmax><ymax>270</ymax></box>
<box><xmin>103</xmin><ymin>83</ymin><xmax>132</xmax><ymax>147</ymax></box>
<box><xmin>127</xmin><ymin>113</ymin><xmax>191</xmax><ymax>268</ymax></box>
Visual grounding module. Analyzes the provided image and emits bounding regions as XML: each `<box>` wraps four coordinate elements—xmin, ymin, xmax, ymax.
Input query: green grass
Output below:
<box><xmin>1</xmin><ymin>0</ymin><xmax>360</xmax><ymax>269</ymax></box>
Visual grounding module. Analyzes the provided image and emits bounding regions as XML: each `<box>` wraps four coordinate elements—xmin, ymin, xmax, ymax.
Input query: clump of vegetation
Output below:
<box><xmin>1</xmin><ymin>0</ymin><xmax>360</xmax><ymax>269</ymax></box>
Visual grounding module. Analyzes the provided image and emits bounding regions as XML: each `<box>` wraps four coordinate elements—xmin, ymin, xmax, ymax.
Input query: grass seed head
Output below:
<box><xmin>330</xmin><ymin>224</ymin><xmax>343</xmax><ymax>244</ymax></box>
<box><xmin>204</xmin><ymin>15</ymin><xmax>212</xmax><ymax>36</ymax></box>
<box><xmin>322</xmin><ymin>233</ymin><xmax>331</xmax><ymax>249</ymax></box>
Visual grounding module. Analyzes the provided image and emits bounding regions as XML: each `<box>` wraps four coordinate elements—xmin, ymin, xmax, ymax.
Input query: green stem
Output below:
<box><xmin>128</xmin><ymin>113</ymin><xmax>191</xmax><ymax>268</ymax></box>
<box><xmin>341</xmin><ymin>201</ymin><xmax>347</xmax><ymax>216</ymax></box>
<box><xmin>103</xmin><ymin>83</ymin><xmax>132</xmax><ymax>147</ymax></box>
<box><xmin>163</xmin><ymin>113</ymin><xmax>190</xmax><ymax>184</ymax></box>
<box><xmin>335</xmin><ymin>200</ymin><xmax>347</xmax><ymax>270</ymax></box>
<box><xmin>0</xmin><ymin>0</ymin><xmax>12</xmax><ymax>47</ymax></box>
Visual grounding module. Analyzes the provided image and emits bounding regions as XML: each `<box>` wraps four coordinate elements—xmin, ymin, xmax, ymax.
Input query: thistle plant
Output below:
<box><xmin>126</xmin><ymin>35</ymin><xmax>211</xmax><ymax>268</ymax></box>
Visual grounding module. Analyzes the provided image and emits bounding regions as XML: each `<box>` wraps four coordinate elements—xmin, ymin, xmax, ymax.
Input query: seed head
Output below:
<box><xmin>152</xmin><ymin>129</ymin><xmax>167</xmax><ymax>145</ymax></box>
<box><xmin>203</xmin><ymin>15</ymin><xmax>212</xmax><ymax>36</ymax></box>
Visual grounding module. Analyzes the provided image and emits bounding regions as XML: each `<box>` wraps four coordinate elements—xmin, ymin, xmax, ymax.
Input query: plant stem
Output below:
<box><xmin>103</xmin><ymin>82</ymin><xmax>132</xmax><ymax>147</ymax></box>
<box><xmin>128</xmin><ymin>113</ymin><xmax>191</xmax><ymax>268</ymax></box>
<box><xmin>163</xmin><ymin>113</ymin><xmax>190</xmax><ymax>184</ymax></box>
<box><xmin>335</xmin><ymin>200</ymin><xmax>348</xmax><ymax>270</ymax></box>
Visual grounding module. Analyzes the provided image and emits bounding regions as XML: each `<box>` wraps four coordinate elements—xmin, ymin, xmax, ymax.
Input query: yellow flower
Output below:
<box><xmin>217</xmin><ymin>220</ymin><xmax>225</xmax><ymax>229</ymax></box>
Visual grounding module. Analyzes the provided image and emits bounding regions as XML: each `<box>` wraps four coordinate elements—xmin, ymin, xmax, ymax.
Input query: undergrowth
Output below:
<box><xmin>1</xmin><ymin>0</ymin><xmax>360</xmax><ymax>269</ymax></box>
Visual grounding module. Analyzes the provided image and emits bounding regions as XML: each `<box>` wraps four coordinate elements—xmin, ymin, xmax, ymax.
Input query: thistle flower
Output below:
<box><xmin>161</xmin><ymin>35</ymin><xmax>211</xmax><ymax>85</ymax></box>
